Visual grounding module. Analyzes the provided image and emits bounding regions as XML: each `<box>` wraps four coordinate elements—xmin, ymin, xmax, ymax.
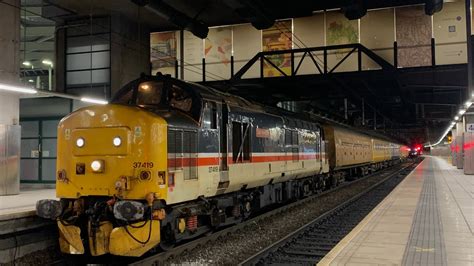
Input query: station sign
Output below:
<box><xmin>467</xmin><ymin>124</ymin><xmax>474</xmax><ymax>132</ymax></box>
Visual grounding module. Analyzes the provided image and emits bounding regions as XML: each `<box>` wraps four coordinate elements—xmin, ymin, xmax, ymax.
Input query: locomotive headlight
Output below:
<box><xmin>91</xmin><ymin>160</ymin><xmax>104</xmax><ymax>173</ymax></box>
<box><xmin>113</xmin><ymin>136</ymin><xmax>122</xmax><ymax>147</ymax></box>
<box><xmin>76</xmin><ymin>137</ymin><xmax>85</xmax><ymax>148</ymax></box>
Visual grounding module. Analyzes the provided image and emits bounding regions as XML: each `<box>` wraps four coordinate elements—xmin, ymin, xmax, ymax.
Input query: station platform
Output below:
<box><xmin>0</xmin><ymin>187</ymin><xmax>55</xmax><ymax>220</ymax></box>
<box><xmin>319</xmin><ymin>156</ymin><xmax>473</xmax><ymax>266</ymax></box>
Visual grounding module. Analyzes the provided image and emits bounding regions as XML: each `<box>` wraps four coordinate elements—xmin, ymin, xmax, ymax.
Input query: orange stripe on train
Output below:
<box><xmin>168</xmin><ymin>153</ymin><xmax>322</xmax><ymax>167</ymax></box>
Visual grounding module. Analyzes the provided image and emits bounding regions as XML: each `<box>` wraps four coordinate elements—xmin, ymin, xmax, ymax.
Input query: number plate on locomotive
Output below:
<box><xmin>133</xmin><ymin>162</ymin><xmax>154</xmax><ymax>168</ymax></box>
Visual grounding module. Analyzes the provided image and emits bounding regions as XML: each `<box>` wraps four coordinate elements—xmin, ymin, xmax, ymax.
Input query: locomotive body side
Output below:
<box><xmin>35</xmin><ymin>75</ymin><xmax>405</xmax><ymax>258</ymax></box>
<box><xmin>163</xmin><ymin>102</ymin><xmax>329</xmax><ymax>204</ymax></box>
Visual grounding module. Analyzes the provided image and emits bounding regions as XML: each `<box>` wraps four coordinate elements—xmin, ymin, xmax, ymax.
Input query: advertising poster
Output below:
<box><xmin>204</xmin><ymin>27</ymin><xmax>232</xmax><ymax>80</ymax></box>
<box><xmin>262</xmin><ymin>20</ymin><xmax>292</xmax><ymax>77</ymax></box>
<box><xmin>326</xmin><ymin>12</ymin><xmax>358</xmax><ymax>46</ymax></box>
<box><xmin>396</xmin><ymin>6</ymin><xmax>432</xmax><ymax>67</ymax></box>
<box><xmin>183</xmin><ymin>31</ymin><xmax>204</xmax><ymax>81</ymax></box>
<box><xmin>150</xmin><ymin>31</ymin><xmax>177</xmax><ymax>75</ymax></box>
<box><xmin>326</xmin><ymin>12</ymin><xmax>359</xmax><ymax>71</ymax></box>
<box><xmin>205</xmin><ymin>27</ymin><xmax>232</xmax><ymax>64</ymax></box>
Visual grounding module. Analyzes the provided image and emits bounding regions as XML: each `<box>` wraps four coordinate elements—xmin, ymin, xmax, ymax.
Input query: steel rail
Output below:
<box><xmin>239</xmin><ymin>160</ymin><xmax>420</xmax><ymax>265</ymax></box>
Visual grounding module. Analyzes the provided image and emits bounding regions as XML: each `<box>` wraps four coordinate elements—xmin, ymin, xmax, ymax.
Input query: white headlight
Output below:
<box><xmin>113</xmin><ymin>137</ymin><xmax>122</xmax><ymax>147</ymax></box>
<box><xmin>91</xmin><ymin>160</ymin><xmax>104</xmax><ymax>172</ymax></box>
<box><xmin>76</xmin><ymin>138</ymin><xmax>85</xmax><ymax>148</ymax></box>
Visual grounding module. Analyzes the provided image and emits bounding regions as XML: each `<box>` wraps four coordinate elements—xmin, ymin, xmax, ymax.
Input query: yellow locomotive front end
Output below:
<box><xmin>37</xmin><ymin>103</ymin><xmax>169</xmax><ymax>257</ymax></box>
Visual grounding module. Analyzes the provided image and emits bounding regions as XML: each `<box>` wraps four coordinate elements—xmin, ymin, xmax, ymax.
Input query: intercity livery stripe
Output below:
<box><xmin>168</xmin><ymin>152</ymin><xmax>326</xmax><ymax>167</ymax></box>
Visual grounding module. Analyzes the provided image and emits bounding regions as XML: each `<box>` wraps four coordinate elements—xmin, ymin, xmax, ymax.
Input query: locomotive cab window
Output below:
<box><xmin>169</xmin><ymin>85</ymin><xmax>192</xmax><ymax>112</ymax></box>
<box><xmin>136</xmin><ymin>81</ymin><xmax>163</xmax><ymax>106</ymax></box>
<box><xmin>112</xmin><ymin>77</ymin><xmax>203</xmax><ymax>123</ymax></box>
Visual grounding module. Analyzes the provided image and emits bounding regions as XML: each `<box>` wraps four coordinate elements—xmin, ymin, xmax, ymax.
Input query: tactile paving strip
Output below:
<box><xmin>402</xmin><ymin>159</ymin><xmax>447</xmax><ymax>266</ymax></box>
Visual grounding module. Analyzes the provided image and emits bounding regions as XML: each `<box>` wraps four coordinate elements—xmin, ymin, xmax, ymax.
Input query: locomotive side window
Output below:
<box><xmin>285</xmin><ymin>128</ymin><xmax>299</xmax><ymax>162</ymax></box>
<box><xmin>202</xmin><ymin>102</ymin><xmax>217</xmax><ymax>129</ymax></box>
<box><xmin>292</xmin><ymin>131</ymin><xmax>299</xmax><ymax>162</ymax></box>
<box><xmin>232</xmin><ymin>122</ymin><xmax>251</xmax><ymax>163</ymax></box>
<box><xmin>136</xmin><ymin>81</ymin><xmax>163</xmax><ymax>106</ymax></box>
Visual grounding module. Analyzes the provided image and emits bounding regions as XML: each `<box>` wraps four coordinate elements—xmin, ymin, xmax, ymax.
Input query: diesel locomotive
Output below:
<box><xmin>36</xmin><ymin>74</ymin><xmax>408</xmax><ymax>257</ymax></box>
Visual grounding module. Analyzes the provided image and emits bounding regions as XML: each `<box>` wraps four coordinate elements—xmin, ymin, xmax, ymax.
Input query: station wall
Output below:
<box><xmin>19</xmin><ymin>97</ymin><xmax>95</xmax><ymax>183</ymax></box>
<box><xmin>151</xmin><ymin>1</ymin><xmax>469</xmax><ymax>81</ymax></box>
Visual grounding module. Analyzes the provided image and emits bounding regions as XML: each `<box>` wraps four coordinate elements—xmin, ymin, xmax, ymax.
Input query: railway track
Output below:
<box><xmin>129</xmin><ymin>159</ymin><xmax>420</xmax><ymax>266</ymax></box>
<box><xmin>0</xmin><ymin>212</ymin><xmax>58</xmax><ymax>265</ymax></box>
<box><xmin>239</xmin><ymin>159</ymin><xmax>421</xmax><ymax>265</ymax></box>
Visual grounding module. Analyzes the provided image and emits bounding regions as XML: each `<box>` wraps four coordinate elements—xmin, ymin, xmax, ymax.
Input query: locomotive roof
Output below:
<box><xmin>112</xmin><ymin>74</ymin><xmax>404</xmax><ymax>145</ymax></box>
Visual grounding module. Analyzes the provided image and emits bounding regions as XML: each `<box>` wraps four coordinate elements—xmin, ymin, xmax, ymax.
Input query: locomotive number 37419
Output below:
<box><xmin>133</xmin><ymin>162</ymin><xmax>154</xmax><ymax>168</ymax></box>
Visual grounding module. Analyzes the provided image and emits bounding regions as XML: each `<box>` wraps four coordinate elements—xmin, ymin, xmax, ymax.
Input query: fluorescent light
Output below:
<box><xmin>459</xmin><ymin>109</ymin><xmax>466</xmax><ymax>115</ymax></box>
<box><xmin>0</xmin><ymin>83</ymin><xmax>37</xmax><ymax>94</ymax></box>
<box><xmin>42</xmin><ymin>59</ymin><xmax>53</xmax><ymax>66</ymax></box>
<box><xmin>465</xmin><ymin>100</ymin><xmax>472</xmax><ymax>107</ymax></box>
<box><xmin>80</xmin><ymin>97</ymin><xmax>108</xmax><ymax>105</ymax></box>
<box><xmin>425</xmin><ymin>120</ymin><xmax>458</xmax><ymax>148</ymax></box>
<box><xmin>454</xmin><ymin>116</ymin><xmax>459</xmax><ymax>120</ymax></box>
<box><xmin>28</xmin><ymin>79</ymin><xmax>34</xmax><ymax>83</ymax></box>
<box><xmin>22</xmin><ymin>61</ymin><xmax>31</xmax><ymax>66</ymax></box>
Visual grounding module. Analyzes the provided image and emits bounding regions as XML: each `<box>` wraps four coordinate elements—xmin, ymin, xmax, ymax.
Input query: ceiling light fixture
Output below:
<box><xmin>0</xmin><ymin>83</ymin><xmax>37</xmax><ymax>94</ymax></box>
<box><xmin>22</xmin><ymin>61</ymin><xmax>31</xmax><ymax>66</ymax></box>
<box><xmin>459</xmin><ymin>109</ymin><xmax>466</xmax><ymax>115</ymax></box>
<box><xmin>42</xmin><ymin>59</ymin><xmax>53</xmax><ymax>67</ymax></box>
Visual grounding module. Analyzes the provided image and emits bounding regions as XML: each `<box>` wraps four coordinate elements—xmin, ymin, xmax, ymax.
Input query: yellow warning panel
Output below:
<box><xmin>109</xmin><ymin>220</ymin><xmax>160</xmax><ymax>257</ymax></box>
<box><xmin>57</xmin><ymin>220</ymin><xmax>84</xmax><ymax>254</ymax></box>
<box><xmin>88</xmin><ymin>221</ymin><xmax>113</xmax><ymax>256</ymax></box>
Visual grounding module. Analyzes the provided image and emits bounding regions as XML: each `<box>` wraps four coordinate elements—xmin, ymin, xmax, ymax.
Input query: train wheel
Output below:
<box><xmin>159</xmin><ymin>223</ymin><xmax>176</xmax><ymax>251</ymax></box>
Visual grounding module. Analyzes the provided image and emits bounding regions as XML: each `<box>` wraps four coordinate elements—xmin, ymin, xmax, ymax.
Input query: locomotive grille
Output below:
<box><xmin>168</xmin><ymin>129</ymin><xmax>197</xmax><ymax>180</ymax></box>
<box><xmin>183</xmin><ymin>131</ymin><xmax>197</xmax><ymax>180</ymax></box>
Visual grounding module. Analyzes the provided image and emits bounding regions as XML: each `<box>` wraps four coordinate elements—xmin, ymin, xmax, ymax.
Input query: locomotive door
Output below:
<box><xmin>218</xmin><ymin>101</ymin><xmax>229</xmax><ymax>190</ymax></box>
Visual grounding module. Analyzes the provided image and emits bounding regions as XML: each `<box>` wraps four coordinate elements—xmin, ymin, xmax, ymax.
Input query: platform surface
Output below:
<box><xmin>319</xmin><ymin>156</ymin><xmax>473</xmax><ymax>266</ymax></box>
<box><xmin>0</xmin><ymin>188</ymin><xmax>56</xmax><ymax>220</ymax></box>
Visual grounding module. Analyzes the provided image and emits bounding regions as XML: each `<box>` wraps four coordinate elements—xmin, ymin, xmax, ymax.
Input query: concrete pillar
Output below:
<box><xmin>110</xmin><ymin>14</ymin><xmax>150</xmax><ymax>97</ymax></box>
<box><xmin>464</xmin><ymin>114</ymin><xmax>474</xmax><ymax>174</ymax></box>
<box><xmin>451</xmin><ymin>129</ymin><xmax>457</xmax><ymax>166</ymax></box>
<box><xmin>0</xmin><ymin>0</ymin><xmax>20</xmax><ymax>195</ymax></box>
<box><xmin>456</xmin><ymin>121</ymin><xmax>465</xmax><ymax>169</ymax></box>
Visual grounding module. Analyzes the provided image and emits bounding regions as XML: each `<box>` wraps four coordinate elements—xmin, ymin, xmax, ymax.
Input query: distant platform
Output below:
<box><xmin>319</xmin><ymin>156</ymin><xmax>473</xmax><ymax>266</ymax></box>
<box><xmin>0</xmin><ymin>188</ymin><xmax>56</xmax><ymax>221</ymax></box>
